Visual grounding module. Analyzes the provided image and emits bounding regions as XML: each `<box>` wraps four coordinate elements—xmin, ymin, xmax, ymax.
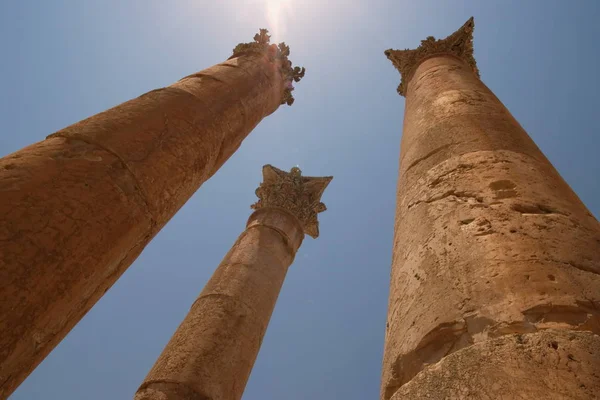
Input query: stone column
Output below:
<box><xmin>134</xmin><ymin>165</ymin><xmax>332</xmax><ymax>400</ymax></box>
<box><xmin>381</xmin><ymin>18</ymin><xmax>600</xmax><ymax>399</ymax></box>
<box><xmin>0</xmin><ymin>30</ymin><xmax>305</xmax><ymax>399</ymax></box>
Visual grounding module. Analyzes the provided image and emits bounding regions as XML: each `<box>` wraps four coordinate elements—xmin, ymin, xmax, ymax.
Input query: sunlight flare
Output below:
<box><xmin>264</xmin><ymin>0</ymin><xmax>294</xmax><ymax>40</ymax></box>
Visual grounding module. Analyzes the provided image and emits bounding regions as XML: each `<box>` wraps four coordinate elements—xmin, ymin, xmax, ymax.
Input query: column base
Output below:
<box><xmin>390</xmin><ymin>330</ymin><xmax>600</xmax><ymax>400</ymax></box>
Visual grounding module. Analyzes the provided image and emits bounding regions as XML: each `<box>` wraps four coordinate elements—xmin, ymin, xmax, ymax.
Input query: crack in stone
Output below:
<box><xmin>481</xmin><ymin>257</ymin><xmax>600</xmax><ymax>277</ymax></box>
<box><xmin>473</xmin><ymin>230</ymin><xmax>496</xmax><ymax>237</ymax></box>
<box><xmin>45</xmin><ymin>137</ymin><xmax>156</xmax><ymax>228</ymax></box>
<box><xmin>407</xmin><ymin>189</ymin><xmax>483</xmax><ymax>210</ymax></box>
<box><xmin>0</xmin><ymin>374</ymin><xmax>11</xmax><ymax>395</ymax></box>
<box><xmin>428</xmin><ymin>163</ymin><xmax>475</xmax><ymax>188</ymax></box>
<box><xmin>404</xmin><ymin>144</ymin><xmax>453</xmax><ymax>174</ymax></box>
<box><xmin>511</xmin><ymin>203</ymin><xmax>568</xmax><ymax>216</ymax></box>
<box><xmin>561</xmin><ymin>260</ymin><xmax>600</xmax><ymax>277</ymax></box>
<box><xmin>384</xmin><ymin>302</ymin><xmax>600</xmax><ymax>399</ymax></box>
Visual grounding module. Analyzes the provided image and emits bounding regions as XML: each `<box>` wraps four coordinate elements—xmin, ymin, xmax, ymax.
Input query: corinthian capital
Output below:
<box><xmin>385</xmin><ymin>17</ymin><xmax>479</xmax><ymax>96</ymax></box>
<box><xmin>232</xmin><ymin>29</ymin><xmax>306</xmax><ymax>106</ymax></box>
<box><xmin>251</xmin><ymin>165</ymin><xmax>332</xmax><ymax>238</ymax></box>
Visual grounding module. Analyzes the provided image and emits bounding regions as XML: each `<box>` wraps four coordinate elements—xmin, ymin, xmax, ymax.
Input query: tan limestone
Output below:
<box><xmin>391</xmin><ymin>330</ymin><xmax>600</xmax><ymax>400</ymax></box>
<box><xmin>134</xmin><ymin>165</ymin><xmax>331</xmax><ymax>400</ymax></box>
<box><xmin>382</xmin><ymin>18</ymin><xmax>600</xmax><ymax>399</ymax></box>
<box><xmin>0</xmin><ymin>31</ymin><xmax>304</xmax><ymax>399</ymax></box>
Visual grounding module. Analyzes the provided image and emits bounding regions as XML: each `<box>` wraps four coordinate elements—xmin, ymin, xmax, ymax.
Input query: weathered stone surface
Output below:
<box><xmin>252</xmin><ymin>165</ymin><xmax>332</xmax><ymax>238</ymax></box>
<box><xmin>135</xmin><ymin>166</ymin><xmax>331</xmax><ymax>400</ymax></box>
<box><xmin>391</xmin><ymin>330</ymin><xmax>600</xmax><ymax>400</ymax></box>
<box><xmin>385</xmin><ymin>17</ymin><xmax>478</xmax><ymax>96</ymax></box>
<box><xmin>231</xmin><ymin>29</ymin><xmax>306</xmax><ymax>106</ymax></box>
<box><xmin>135</xmin><ymin>211</ymin><xmax>300</xmax><ymax>400</ymax></box>
<box><xmin>0</xmin><ymin>31</ymin><xmax>304</xmax><ymax>399</ymax></box>
<box><xmin>0</xmin><ymin>136</ymin><xmax>152</xmax><ymax>396</ymax></box>
<box><xmin>382</xmin><ymin>20</ymin><xmax>600</xmax><ymax>400</ymax></box>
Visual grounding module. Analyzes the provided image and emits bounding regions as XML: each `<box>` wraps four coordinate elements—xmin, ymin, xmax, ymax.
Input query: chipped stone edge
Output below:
<box><xmin>384</xmin><ymin>17</ymin><xmax>479</xmax><ymax>96</ymax></box>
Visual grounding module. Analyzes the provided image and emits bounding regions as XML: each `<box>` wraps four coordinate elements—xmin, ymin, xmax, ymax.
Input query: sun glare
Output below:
<box><xmin>264</xmin><ymin>0</ymin><xmax>294</xmax><ymax>41</ymax></box>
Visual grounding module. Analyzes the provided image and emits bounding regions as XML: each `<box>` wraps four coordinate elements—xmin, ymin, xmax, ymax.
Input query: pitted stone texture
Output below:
<box><xmin>381</xmin><ymin>54</ymin><xmax>600</xmax><ymax>399</ymax></box>
<box><xmin>51</xmin><ymin>54</ymin><xmax>285</xmax><ymax>227</ymax></box>
<box><xmin>0</xmin><ymin>137</ymin><xmax>152</xmax><ymax>399</ymax></box>
<box><xmin>391</xmin><ymin>330</ymin><xmax>600</xmax><ymax>400</ymax></box>
<box><xmin>383</xmin><ymin>150</ymin><xmax>600</xmax><ymax>398</ymax></box>
<box><xmin>135</xmin><ymin>209</ymin><xmax>304</xmax><ymax>400</ymax></box>
<box><xmin>0</xmin><ymin>50</ymin><xmax>287</xmax><ymax>398</ymax></box>
<box><xmin>399</xmin><ymin>56</ymin><xmax>551</xmax><ymax>192</ymax></box>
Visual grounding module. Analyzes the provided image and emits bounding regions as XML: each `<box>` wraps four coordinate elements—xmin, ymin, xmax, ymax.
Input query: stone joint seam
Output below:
<box><xmin>386</xmin><ymin>327</ymin><xmax>600</xmax><ymax>400</ymax></box>
<box><xmin>170</xmin><ymin>76</ymin><xmax>260</xmax><ymax>168</ymax></box>
<box><xmin>44</xmin><ymin>133</ymin><xmax>156</xmax><ymax>230</ymax></box>
<box><xmin>177</xmin><ymin>72</ymin><xmax>226</xmax><ymax>84</ymax></box>
<box><xmin>400</xmin><ymin>148</ymin><xmax>547</xmax><ymax>194</ymax></box>
<box><xmin>167</xmin><ymin>86</ymin><xmax>238</xmax><ymax>172</ymax></box>
<box><xmin>245</xmin><ymin>222</ymin><xmax>298</xmax><ymax>258</ymax></box>
<box><xmin>137</xmin><ymin>379</ymin><xmax>209</xmax><ymax>400</ymax></box>
<box><xmin>190</xmin><ymin>292</ymin><xmax>258</xmax><ymax>321</ymax></box>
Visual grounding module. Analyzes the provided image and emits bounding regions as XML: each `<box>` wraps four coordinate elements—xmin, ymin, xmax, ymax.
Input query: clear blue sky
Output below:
<box><xmin>2</xmin><ymin>1</ymin><xmax>599</xmax><ymax>399</ymax></box>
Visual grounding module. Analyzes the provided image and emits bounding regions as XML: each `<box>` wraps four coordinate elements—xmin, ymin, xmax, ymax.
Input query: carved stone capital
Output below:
<box><xmin>251</xmin><ymin>165</ymin><xmax>332</xmax><ymax>238</ymax></box>
<box><xmin>232</xmin><ymin>29</ymin><xmax>306</xmax><ymax>106</ymax></box>
<box><xmin>384</xmin><ymin>17</ymin><xmax>479</xmax><ymax>96</ymax></box>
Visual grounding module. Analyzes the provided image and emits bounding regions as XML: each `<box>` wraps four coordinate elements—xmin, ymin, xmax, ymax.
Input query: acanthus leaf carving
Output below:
<box><xmin>251</xmin><ymin>165</ymin><xmax>332</xmax><ymax>239</ymax></box>
<box><xmin>232</xmin><ymin>29</ymin><xmax>305</xmax><ymax>106</ymax></box>
<box><xmin>385</xmin><ymin>17</ymin><xmax>479</xmax><ymax>96</ymax></box>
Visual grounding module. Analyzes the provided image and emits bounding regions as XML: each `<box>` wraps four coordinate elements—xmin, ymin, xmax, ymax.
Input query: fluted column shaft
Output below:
<box><xmin>135</xmin><ymin>208</ymin><xmax>303</xmax><ymax>400</ymax></box>
<box><xmin>382</xmin><ymin>22</ymin><xmax>600</xmax><ymax>400</ymax></box>
<box><xmin>0</xmin><ymin>33</ymin><xmax>303</xmax><ymax>398</ymax></box>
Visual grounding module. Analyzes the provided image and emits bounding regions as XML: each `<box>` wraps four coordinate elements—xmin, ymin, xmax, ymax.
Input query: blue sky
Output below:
<box><xmin>2</xmin><ymin>1</ymin><xmax>599</xmax><ymax>399</ymax></box>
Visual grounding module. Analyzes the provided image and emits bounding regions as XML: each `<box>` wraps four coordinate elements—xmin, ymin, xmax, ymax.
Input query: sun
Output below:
<box><xmin>263</xmin><ymin>0</ymin><xmax>294</xmax><ymax>41</ymax></box>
